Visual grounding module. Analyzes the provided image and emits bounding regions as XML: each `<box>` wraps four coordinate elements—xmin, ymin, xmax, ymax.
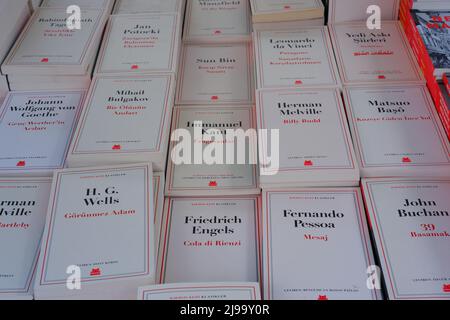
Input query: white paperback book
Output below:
<box><xmin>343</xmin><ymin>85</ymin><xmax>450</xmax><ymax>178</ymax></box>
<box><xmin>257</xmin><ymin>87</ymin><xmax>359</xmax><ymax>187</ymax></box>
<box><xmin>329</xmin><ymin>21</ymin><xmax>424</xmax><ymax>86</ymax></box>
<box><xmin>250</xmin><ymin>0</ymin><xmax>324</xmax><ymax>23</ymax></box>
<box><xmin>361</xmin><ymin>178</ymin><xmax>450</xmax><ymax>300</ymax></box>
<box><xmin>67</xmin><ymin>74</ymin><xmax>176</xmax><ymax>171</ymax></box>
<box><xmin>95</xmin><ymin>14</ymin><xmax>182</xmax><ymax>75</ymax></box>
<box><xmin>166</xmin><ymin>106</ymin><xmax>260</xmax><ymax>196</ymax></box>
<box><xmin>0</xmin><ymin>91</ymin><xmax>85</xmax><ymax>177</ymax></box>
<box><xmin>157</xmin><ymin>196</ymin><xmax>261</xmax><ymax>284</ymax></box>
<box><xmin>138</xmin><ymin>282</ymin><xmax>261</xmax><ymax>300</ymax></box>
<box><xmin>176</xmin><ymin>43</ymin><xmax>254</xmax><ymax>105</ymax></box>
<box><xmin>262</xmin><ymin>188</ymin><xmax>381</xmax><ymax>300</ymax></box>
<box><xmin>253</xmin><ymin>26</ymin><xmax>341</xmax><ymax>89</ymax></box>
<box><xmin>34</xmin><ymin>163</ymin><xmax>155</xmax><ymax>300</ymax></box>
<box><xmin>113</xmin><ymin>0</ymin><xmax>185</xmax><ymax>14</ymax></box>
<box><xmin>2</xmin><ymin>7</ymin><xmax>108</xmax><ymax>76</ymax></box>
<box><xmin>183</xmin><ymin>0</ymin><xmax>251</xmax><ymax>43</ymax></box>
<box><xmin>0</xmin><ymin>178</ymin><xmax>52</xmax><ymax>300</ymax></box>
<box><xmin>40</xmin><ymin>0</ymin><xmax>115</xmax><ymax>11</ymax></box>
<box><xmin>328</xmin><ymin>0</ymin><xmax>400</xmax><ymax>24</ymax></box>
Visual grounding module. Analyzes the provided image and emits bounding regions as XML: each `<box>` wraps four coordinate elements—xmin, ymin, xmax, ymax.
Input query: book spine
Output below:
<box><xmin>399</xmin><ymin>0</ymin><xmax>450</xmax><ymax>138</ymax></box>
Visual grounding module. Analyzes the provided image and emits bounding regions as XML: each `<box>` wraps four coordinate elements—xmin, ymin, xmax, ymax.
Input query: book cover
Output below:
<box><xmin>257</xmin><ymin>87</ymin><xmax>359</xmax><ymax>187</ymax></box>
<box><xmin>176</xmin><ymin>43</ymin><xmax>254</xmax><ymax>105</ymax></box>
<box><xmin>361</xmin><ymin>178</ymin><xmax>450</xmax><ymax>300</ymax></box>
<box><xmin>95</xmin><ymin>13</ymin><xmax>181</xmax><ymax>75</ymax></box>
<box><xmin>343</xmin><ymin>84</ymin><xmax>450</xmax><ymax>178</ymax></box>
<box><xmin>329</xmin><ymin>21</ymin><xmax>424</xmax><ymax>85</ymax></box>
<box><xmin>157</xmin><ymin>196</ymin><xmax>261</xmax><ymax>284</ymax></box>
<box><xmin>184</xmin><ymin>0</ymin><xmax>251</xmax><ymax>43</ymax></box>
<box><xmin>328</xmin><ymin>0</ymin><xmax>400</xmax><ymax>24</ymax></box>
<box><xmin>166</xmin><ymin>106</ymin><xmax>260</xmax><ymax>196</ymax></box>
<box><xmin>138</xmin><ymin>282</ymin><xmax>261</xmax><ymax>300</ymax></box>
<box><xmin>262</xmin><ymin>188</ymin><xmax>380</xmax><ymax>300</ymax></box>
<box><xmin>253</xmin><ymin>26</ymin><xmax>340</xmax><ymax>89</ymax></box>
<box><xmin>34</xmin><ymin>163</ymin><xmax>155</xmax><ymax>300</ymax></box>
<box><xmin>113</xmin><ymin>0</ymin><xmax>185</xmax><ymax>14</ymax></box>
<box><xmin>0</xmin><ymin>91</ymin><xmax>85</xmax><ymax>176</ymax></box>
<box><xmin>2</xmin><ymin>7</ymin><xmax>107</xmax><ymax>75</ymax></box>
<box><xmin>68</xmin><ymin>74</ymin><xmax>175</xmax><ymax>171</ymax></box>
<box><xmin>0</xmin><ymin>178</ymin><xmax>52</xmax><ymax>300</ymax></box>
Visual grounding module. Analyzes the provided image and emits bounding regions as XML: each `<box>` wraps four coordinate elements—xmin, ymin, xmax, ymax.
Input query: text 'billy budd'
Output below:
<box><xmin>170</xmin><ymin>121</ymin><xmax>280</xmax><ymax>175</ymax></box>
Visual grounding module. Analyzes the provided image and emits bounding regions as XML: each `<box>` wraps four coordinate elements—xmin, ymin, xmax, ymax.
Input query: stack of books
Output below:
<box><xmin>256</xmin><ymin>87</ymin><xmax>359</xmax><ymax>187</ymax></box>
<box><xmin>34</xmin><ymin>163</ymin><xmax>156</xmax><ymax>299</ymax></box>
<box><xmin>253</xmin><ymin>26</ymin><xmax>340</xmax><ymax>89</ymax></box>
<box><xmin>183</xmin><ymin>0</ymin><xmax>251</xmax><ymax>43</ymax></box>
<box><xmin>1</xmin><ymin>5</ymin><xmax>111</xmax><ymax>91</ymax></box>
<box><xmin>400</xmin><ymin>0</ymin><xmax>450</xmax><ymax>138</ymax></box>
<box><xmin>262</xmin><ymin>187</ymin><xmax>380</xmax><ymax>300</ymax></box>
<box><xmin>361</xmin><ymin>178</ymin><xmax>450</xmax><ymax>300</ymax></box>
<box><xmin>156</xmin><ymin>196</ymin><xmax>261</xmax><ymax>284</ymax></box>
<box><xmin>67</xmin><ymin>74</ymin><xmax>176</xmax><ymax>171</ymax></box>
<box><xmin>343</xmin><ymin>84</ymin><xmax>450</xmax><ymax>178</ymax></box>
<box><xmin>250</xmin><ymin>0</ymin><xmax>325</xmax><ymax>30</ymax></box>
<box><xmin>0</xmin><ymin>90</ymin><xmax>85</xmax><ymax>177</ymax></box>
<box><xmin>0</xmin><ymin>178</ymin><xmax>51</xmax><ymax>300</ymax></box>
<box><xmin>0</xmin><ymin>0</ymin><xmax>31</xmax><ymax>102</ymax></box>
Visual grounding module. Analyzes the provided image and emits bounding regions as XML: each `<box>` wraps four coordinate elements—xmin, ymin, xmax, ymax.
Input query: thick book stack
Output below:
<box><xmin>162</xmin><ymin>2</ymin><xmax>262</xmax><ymax>289</ymax></box>
<box><xmin>250</xmin><ymin>0</ymin><xmax>325</xmax><ymax>30</ymax></box>
<box><xmin>1</xmin><ymin>6</ymin><xmax>111</xmax><ymax>91</ymax></box>
<box><xmin>0</xmin><ymin>0</ymin><xmax>31</xmax><ymax>103</ymax></box>
<box><xmin>400</xmin><ymin>0</ymin><xmax>450</xmax><ymax>138</ymax></box>
<box><xmin>326</xmin><ymin>1</ymin><xmax>450</xmax><ymax>301</ymax></box>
